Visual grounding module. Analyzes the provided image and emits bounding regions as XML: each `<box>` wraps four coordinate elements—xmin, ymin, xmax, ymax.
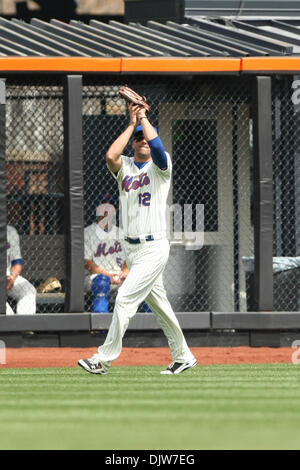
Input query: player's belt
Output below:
<box><xmin>125</xmin><ymin>235</ymin><xmax>154</xmax><ymax>244</ymax></box>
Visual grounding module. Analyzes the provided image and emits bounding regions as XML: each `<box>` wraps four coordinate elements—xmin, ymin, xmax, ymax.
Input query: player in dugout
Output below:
<box><xmin>84</xmin><ymin>193</ymin><xmax>128</xmax><ymax>313</ymax></box>
<box><xmin>84</xmin><ymin>193</ymin><xmax>151</xmax><ymax>313</ymax></box>
<box><xmin>6</xmin><ymin>225</ymin><xmax>36</xmax><ymax>315</ymax></box>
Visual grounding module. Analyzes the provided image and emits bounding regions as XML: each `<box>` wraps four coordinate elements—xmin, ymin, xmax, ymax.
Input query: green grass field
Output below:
<box><xmin>0</xmin><ymin>363</ymin><xmax>300</xmax><ymax>450</ymax></box>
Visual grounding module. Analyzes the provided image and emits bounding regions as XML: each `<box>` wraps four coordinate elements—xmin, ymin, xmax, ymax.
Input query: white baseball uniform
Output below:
<box><xmin>84</xmin><ymin>222</ymin><xmax>126</xmax><ymax>291</ymax></box>
<box><xmin>95</xmin><ymin>152</ymin><xmax>195</xmax><ymax>367</ymax></box>
<box><xmin>6</xmin><ymin>225</ymin><xmax>36</xmax><ymax>315</ymax></box>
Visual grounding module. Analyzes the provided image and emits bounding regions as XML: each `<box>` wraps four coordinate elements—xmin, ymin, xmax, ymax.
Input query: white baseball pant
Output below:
<box><xmin>96</xmin><ymin>238</ymin><xmax>195</xmax><ymax>367</ymax></box>
<box><xmin>6</xmin><ymin>275</ymin><xmax>36</xmax><ymax>315</ymax></box>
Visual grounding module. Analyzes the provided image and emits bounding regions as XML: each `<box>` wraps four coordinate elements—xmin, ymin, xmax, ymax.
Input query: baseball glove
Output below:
<box><xmin>37</xmin><ymin>277</ymin><xmax>62</xmax><ymax>294</ymax></box>
<box><xmin>119</xmin><ymin>85</ymin><xmax>151</xmax><ymax>112</ymax></box>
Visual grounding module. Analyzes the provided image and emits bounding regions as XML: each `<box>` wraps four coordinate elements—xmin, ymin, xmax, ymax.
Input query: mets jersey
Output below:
<box><xmin>7</xmin><ymin>225</ymin><xmax>23</xmax><ymax>275</ymax></box>
<box><xmin>110</xmin><ymin>153</ymin><xmax>172</xmax><ymax>239</ymax></box>
<box><xmin>84</xmin><ymin>223</ymin><xmax>126</xmax><ymax>275</ymax></box>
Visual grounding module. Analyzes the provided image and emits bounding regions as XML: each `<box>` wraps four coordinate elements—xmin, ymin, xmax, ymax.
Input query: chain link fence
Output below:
<box><xmin>5</xmin><ymin>73</ymin><xmax>299</xmax><ymax>314</ymax></box>
<box><xmin>271</xmin><ymin>76</ymin><xmax>300</xmax><ymax>311</ymax></box>
<box><xmin>6</xmin><ymin>77</ymin><xmax>65</xmax><ymax>314</ymax></box>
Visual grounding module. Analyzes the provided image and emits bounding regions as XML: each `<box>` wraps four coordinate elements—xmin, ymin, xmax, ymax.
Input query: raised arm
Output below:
<box><xmin>136</xmin><ymin>107</ymin><xmax>157</xmax><ymax>140</ymax></box>
<box><xmin>106</xmin><ymin>104</ymin><xmax>138</xmax><ymax>173</ymax></box>
<box><xmin>136</xmin><ymin>107</ymin><xmax>168</xmax><ymax>170</ymax></box>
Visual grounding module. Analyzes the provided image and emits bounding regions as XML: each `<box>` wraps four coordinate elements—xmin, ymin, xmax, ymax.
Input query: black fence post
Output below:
<box><xmin>0</xmin><ymin>79</ymin><xmax>6</xmax><ymax>315</ymax></box>
<box><xmin>63</xmin><ymin>75</ymin><xmax>85</xmax><ymax>313</ymax></box>
<box><xmin>252</xmin><ymin>76</ymin><xmax>274</xmax><ymax>311</ymax></box>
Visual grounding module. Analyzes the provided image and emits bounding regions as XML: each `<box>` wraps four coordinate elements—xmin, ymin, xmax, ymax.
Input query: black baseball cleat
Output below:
<box><xmin>78</xmin><ymin>355</ymin><xmax>109</xmax><ymax>375</ymax></box>
<box><xmin>160</xmin><ymin>358</ymin><xmax>197</xmax><ymax>375</ymax></box>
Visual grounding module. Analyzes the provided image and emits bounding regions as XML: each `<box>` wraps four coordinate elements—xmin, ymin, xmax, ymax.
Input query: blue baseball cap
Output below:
<box><xmin>97</xmin><ymin>193</ymin><xmax>117</xmax><ymax>205</ymax></box>
<box><xmin>133</xmin><ymin>124</ymin><xmax>158</xmax><ymax>136</ymax></box>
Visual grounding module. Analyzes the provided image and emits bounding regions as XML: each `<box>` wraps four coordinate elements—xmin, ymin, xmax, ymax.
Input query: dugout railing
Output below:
<box><xmin>0</xmin><ymin>57</ymin><xmax>299</xmax><ymax>343</ymax></box>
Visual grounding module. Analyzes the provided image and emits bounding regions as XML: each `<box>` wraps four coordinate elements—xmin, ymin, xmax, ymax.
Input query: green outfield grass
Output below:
<box><xmin>0</xmin><ymin>363</ymin><xmax>300</xmax><ymax>450</ymax></box>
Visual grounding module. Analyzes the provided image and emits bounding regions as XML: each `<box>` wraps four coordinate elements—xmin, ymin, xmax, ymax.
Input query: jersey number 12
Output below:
<box><xmin>138</xmin><ymin>192</ymin><xmax>151</xmax><ymax>206</ymax></box>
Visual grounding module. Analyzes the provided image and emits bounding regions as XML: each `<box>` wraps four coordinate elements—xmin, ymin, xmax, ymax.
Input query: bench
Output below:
<box><xmin>36</xmin><ymin>293</ymin><xmax>65</xmax><ymax>305</ymax></box>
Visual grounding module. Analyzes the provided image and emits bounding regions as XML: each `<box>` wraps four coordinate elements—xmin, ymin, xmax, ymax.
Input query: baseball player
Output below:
<box><xmin>84</xmin><ymin>193</ymin><xmax>129</xmax><ymax>312</ymax></box>
<box><xmin>79</xmin><ymin>103</ymin><xmax>197</xmax><ymax>375</ymax></box>
<box><xmin>6</xmin><ymin>225</ymin><xmax>36</xmax><ymax>315</ymax></box>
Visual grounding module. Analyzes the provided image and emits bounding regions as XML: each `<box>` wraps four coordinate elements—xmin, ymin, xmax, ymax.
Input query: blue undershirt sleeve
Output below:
<box><xmin>148</xmin><ymin>136</ymin><xmax>168</xmax><ymax>170</ymax></box>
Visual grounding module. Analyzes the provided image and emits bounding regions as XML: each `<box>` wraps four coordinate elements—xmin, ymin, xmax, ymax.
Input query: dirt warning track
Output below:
<box><xmin>0</xmin><ymin>346</ymin><xmax>296</xmax><ymax>369</ymax></box>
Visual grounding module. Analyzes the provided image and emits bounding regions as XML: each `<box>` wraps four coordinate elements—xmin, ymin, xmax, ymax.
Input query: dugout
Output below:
<box><xmin>0</xmin><ymin>14</ymin><xmax>299</xmax><ymax>346</ymax></box>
